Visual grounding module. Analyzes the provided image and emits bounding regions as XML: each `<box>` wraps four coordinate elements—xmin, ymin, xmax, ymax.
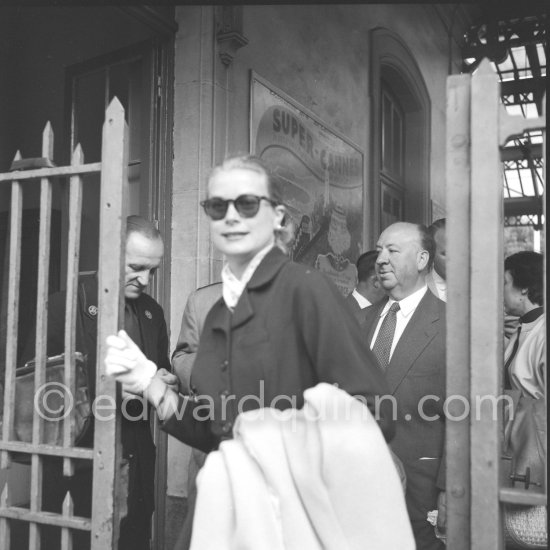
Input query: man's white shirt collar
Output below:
<box><xmin>371</xmin><ymin>285</ymin><xmax>428</xmax><ymax>360</ymax></box>
<box><xmin>351</xmin><ymin>289</ymin><xmax>372</xmax><ymax>309</ymax></box>
<box><xmin>381</xmin><ymin>285</ymin><xmax>428</xmax><ymax>319</ymax></box>
<box><xmin>431</xmin><ymin>269</ymin><xmax>447</xmax><ymax>301</ymax></box>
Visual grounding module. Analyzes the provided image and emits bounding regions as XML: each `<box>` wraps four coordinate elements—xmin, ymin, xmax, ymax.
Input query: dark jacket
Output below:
<box><xmin>362</xmin><ymin>290</ymin><xmax>446</xmax><ymax>524</ymax></box>
<box><xmin>23</xmin><ymin>272</ymin><xmax>170</xmax><ymax>514</ymax></box>
<box><xmin>162</xmin><ymin>247</ymin><xmax>394</xmax><ymax>452</ymax></box>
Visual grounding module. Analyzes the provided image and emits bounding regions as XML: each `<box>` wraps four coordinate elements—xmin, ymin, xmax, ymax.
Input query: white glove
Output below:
<box><xmin>105</xmin><ymin>330</ymin><xmax>157</xmax><ymax>394</ymax></box>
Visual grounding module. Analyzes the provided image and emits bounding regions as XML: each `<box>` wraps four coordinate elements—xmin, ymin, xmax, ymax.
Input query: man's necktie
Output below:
<box><xmin>125</xmin><ymin>301</ymin><xmax>143</xmax><ymax>349</ymax></box>
<box><xmin>504</xmin><ymin>324</ymin><xmax>522</xmax><ymax>389</ymax></box>
<box><xmin>372</xmin><ymin>302</ymin><xmax>400</xmax><ymax>369</ymax></box>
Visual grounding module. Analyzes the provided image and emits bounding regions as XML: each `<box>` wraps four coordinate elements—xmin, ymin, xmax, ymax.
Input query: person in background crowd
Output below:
<box><xmin>172</xmin><ymin>283</ymin><xmax>223</xmax><ymax>395</ymax></box>
<box><xmin>503</xmin><ymin>251</ymin><xmax>544</xmax><ymax>397</ymax></box>
<box><xmin>23</xmin><ymin>216</ymin><xmax>173</xmax><ymax>550</ymax></box>
<box><xmin>105</xmin><ymin>155</ymin><xmax>395</xmax><ymax>546</ymax></box>
<box><xmin>346</xmin><ymin>249</ymin><xmax>385</xmax><ymax>319</ymax></box>
<box><xmin>362</xmin><ymin>222</ymin><xmax>446</xmax><ymax>550</ymax></box>
<box><xmin>426</xmin><ymin>218</ymin><xmax>446</xmax><ymax>302</ymax></box>
<box><xmin>171</xmin><ymin>282</ymin><xmax>223</xmax><ymax>550</ymax></box>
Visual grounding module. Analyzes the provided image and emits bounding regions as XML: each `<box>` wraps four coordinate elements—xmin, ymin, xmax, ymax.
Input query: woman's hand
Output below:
<box><xmin>105</xmin><ymin>330</ymin><xmax>157</xmax><ymax>394</ymax></box>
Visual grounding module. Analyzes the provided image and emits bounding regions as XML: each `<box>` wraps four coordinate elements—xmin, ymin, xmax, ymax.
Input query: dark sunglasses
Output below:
<box><xmin>200</xmin><ymin>194</ymin><xmax>277</xmax><ymax>220</ymax></box>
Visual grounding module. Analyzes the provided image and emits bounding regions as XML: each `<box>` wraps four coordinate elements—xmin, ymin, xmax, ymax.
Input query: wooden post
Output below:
<box><xmin>445</xmin><ymin>72</ymin><xmax>472</xmax><ymax>549</ymax></box>
<box><xmin>91</xmin><ymin>97</ymin><xmax>128</xmax><ymax>550</ymax></box>
<box><xmin>63</xmin><ymin>143</ymin><xmax>84</xmax><ymax>478</ymax></box>
<box><xmin>470</xmin><ymin>59</ymin><xmax>504</xmax><ymax>550</ymax></box>
<box><xmin>0</xmin><ymin>485</ymin><xmax>10</xmax><ymax>548</ymax></box>
<box><xmin>0</xmin><ymin>152</ymin><xmax>23</xmax><ymax>469</ymax></box>
<box><xmin>28</xmin><ymin>121</ymin><xmax>54</xmax><ymax>550</ymax></box>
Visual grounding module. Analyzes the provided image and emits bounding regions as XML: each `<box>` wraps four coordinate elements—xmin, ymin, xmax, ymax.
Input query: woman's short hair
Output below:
<box><xmin>207</xmin><ymin>155</ymin><xmax>284</xmax><ymax>204</ymax></box>
<box><xmin>504</xmin><ymin>251</ymin><xmax>543</xmax><ymax>306</ymax></box>
<box><xmin>207</xmin><ymin>155</ymin><xmax>293</xmax><ymax>252</ymax></box>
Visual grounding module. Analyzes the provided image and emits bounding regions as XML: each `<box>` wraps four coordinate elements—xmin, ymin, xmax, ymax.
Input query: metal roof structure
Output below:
<box><xmin>462</xmin><ymin>7</ymin><xmax>547</xmax><ymax>229</ymax></box>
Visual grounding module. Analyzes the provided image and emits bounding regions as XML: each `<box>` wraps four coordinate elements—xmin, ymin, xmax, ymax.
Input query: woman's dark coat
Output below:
<box><xmin>162</xmin><ymin>247</ymin><xmax>394</xmax><ymax>451</ymax></box>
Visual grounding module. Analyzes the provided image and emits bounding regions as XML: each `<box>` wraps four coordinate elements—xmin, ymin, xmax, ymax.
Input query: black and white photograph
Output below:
<box><xmin>0</xmin><ymin>3</ymin><xmax>546</xmax><ymax>549</ymax></box>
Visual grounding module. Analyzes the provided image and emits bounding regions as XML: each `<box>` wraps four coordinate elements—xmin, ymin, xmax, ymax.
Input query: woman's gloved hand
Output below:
<box><xmin>105</xmin><ymin>330</ymin><xmax>157</xmax><ymax>394</ymax></box>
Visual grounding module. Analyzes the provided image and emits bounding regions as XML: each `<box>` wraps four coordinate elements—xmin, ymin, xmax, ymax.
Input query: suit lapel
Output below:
<box><xmin>362</xmin><ymin>298</ymin><xmax>388</xmax><ymax>343</ymax></box>
<box><xmin>386</xmin><ymin>292</ymin><xmax>440</xmax><ymax>393</ymax></box>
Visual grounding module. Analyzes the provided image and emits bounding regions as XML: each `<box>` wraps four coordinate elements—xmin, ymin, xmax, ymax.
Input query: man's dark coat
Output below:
<box><xmin>23</xmin><ymin>273</ymin><xmax>169</xmax><ymax>548</ymax></box>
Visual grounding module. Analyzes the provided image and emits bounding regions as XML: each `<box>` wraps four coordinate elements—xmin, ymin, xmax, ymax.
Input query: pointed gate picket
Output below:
<box><xmin>0</xmin><ymin>98</ymin><xmax>128</xmax><ymax>550</ymax></box>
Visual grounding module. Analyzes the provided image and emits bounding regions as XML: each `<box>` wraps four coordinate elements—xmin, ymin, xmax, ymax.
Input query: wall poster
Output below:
<box><xmin>250</xmin><ymin>73</ymin><xmax>364</xmax><ymax>296</ymax></box>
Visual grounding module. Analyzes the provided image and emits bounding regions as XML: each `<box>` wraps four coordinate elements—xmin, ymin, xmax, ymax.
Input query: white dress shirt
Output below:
<box><xmin>431</xmin><ymin>270</ymin><xmax>447</xmax><ymax>302</ymax></box>
<box><xmin>370</xmin><ymin>286</ymin><xmax>428</xmax><ymax>361</ymax></box>
<box><xmin>351</xmin><ymin>289</ymin><xmax>372</xmax><ymax>309</ymax></box>
<box><xmin>221</xmin><ymin>243</ymin><xmax>274</xmax><ymax>311</ymax></box>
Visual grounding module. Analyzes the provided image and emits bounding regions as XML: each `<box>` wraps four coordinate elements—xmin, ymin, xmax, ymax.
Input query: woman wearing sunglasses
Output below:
<box><xmin>104</xmin><ymin>155</ymin><xmax>396</xmax><ymax>538</ymax></box>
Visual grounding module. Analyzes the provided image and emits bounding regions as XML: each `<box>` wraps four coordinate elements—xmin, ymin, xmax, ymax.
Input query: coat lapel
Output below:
<box><xmin>213</xmin><ymin>247</ymin><xmax>290</xmax><ymax>331</ymax></box>
<box><xmin>231</xmin><ymin>291</ymin><xmax>255</xmax><ymax>329</ymax></box>
<box><xmin>361</xmin><ymin>298</ymin><xmax>388</xmax><ymax>344</ymax></box>
<box><xmin>386</xmin><ymin>291</ymin><xmax>440</xmax><ymax>393</ymax></box>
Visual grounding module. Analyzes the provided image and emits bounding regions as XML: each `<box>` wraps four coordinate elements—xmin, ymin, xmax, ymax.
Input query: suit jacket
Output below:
<box><xmin>362</xmin><ymin>290</ymin><xmax>446</xmax><ymax>522</ymax></box>
<box><xmin>345</xmin><ymin>291</ymin><xmax>373</xmax><ymax>324</ymax></box>
<box><xmin>162</xmin><ymin>247</ymin><xmax>394</xmax><ymax>453</ymax></box>
<box><xmin>345</xmin><ymin>292</ymin><xmax>362</xmax><ymax>313</ymax></box>
<box><xmin>172</xmin><ymin>282</ymin><xmax>223</xmax><ymax>393</ymax></box>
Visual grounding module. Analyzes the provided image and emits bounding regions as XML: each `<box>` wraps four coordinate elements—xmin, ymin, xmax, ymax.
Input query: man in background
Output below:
<box><xmin>362</xmin><ymin>222</ymin><xmax>446</xmax><ymax>549</ymax></box>
<box><xmin>346</xmin><ymin>250</ymin><xmax>385</xmax><ymax>318</ymax></box>
<box><xmin>23</xmin><ymin>215</ymin><xmax>171</xmax><ymax>550</ymax></box>
<box><xmin>426</xmin><ymin>218</ymin><xmax>446</xmax><ymax>302</ymax></box>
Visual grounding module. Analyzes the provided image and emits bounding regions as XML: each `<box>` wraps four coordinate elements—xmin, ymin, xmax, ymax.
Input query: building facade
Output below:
<box><xmin>0</xmin><ymin>4</ymin><xmax>484</xmax><ymax>547</ymax></box>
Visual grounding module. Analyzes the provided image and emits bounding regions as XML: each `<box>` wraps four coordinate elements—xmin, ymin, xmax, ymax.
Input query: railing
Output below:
<box><xmin>0</xmin><ymin>98</ymin><xmax>128</xmax><ymax>550</ymax></box>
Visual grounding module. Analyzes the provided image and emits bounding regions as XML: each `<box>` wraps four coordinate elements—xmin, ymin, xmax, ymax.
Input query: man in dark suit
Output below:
<box><xmin>23</xmin><ymin>216</ymin><xmax>172</xmax><ymax>550</ymax></box>
<box><xmin>345</xmin><ymin>249</ymin><xmax>385</xmax><ymax>320</ymax></box>
<box><xmin>362</xmin><ymin>222</ymin><xmax>446</xmax><ymax>549</ymax></box>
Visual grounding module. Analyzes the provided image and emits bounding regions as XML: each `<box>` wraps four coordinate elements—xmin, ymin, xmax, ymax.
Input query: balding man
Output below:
<box><xmin>362</xmin><ymin>222</ymin><xmax>446</xmax><ymax>549</ymax></box>
<box><xmin>23</xmin><ymin>216</ymin><xmax>172</xmax><ymax>550</ymax></box>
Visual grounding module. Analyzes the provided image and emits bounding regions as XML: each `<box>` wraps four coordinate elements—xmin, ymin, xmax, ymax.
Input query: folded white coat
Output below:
<box><xmin>190</xmin><ymin>383</ymin><xmax>415</xmax><ymax>550</ymax></box>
